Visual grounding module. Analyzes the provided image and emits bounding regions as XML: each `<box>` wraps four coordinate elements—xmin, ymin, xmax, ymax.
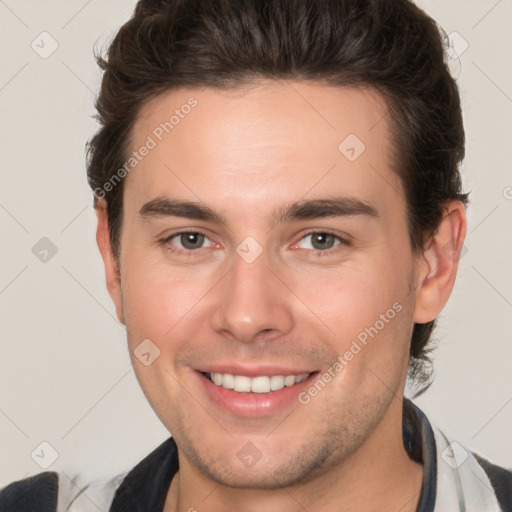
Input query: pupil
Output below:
<box><xmin>312</xmin><ymin>233</ymin><xmax>334</xmax><ymax>250</ymax></box>
<box><xmin>181</xmin><ymin>233</ymin><xmax>204</xmax><ymax>249</ymax></box>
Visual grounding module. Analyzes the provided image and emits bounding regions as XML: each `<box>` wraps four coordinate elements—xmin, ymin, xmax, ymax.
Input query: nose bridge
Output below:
<box><xmin>211</xmin><ymin>247</ymin><xmax>294</xmax><ymax>342</ymax></box>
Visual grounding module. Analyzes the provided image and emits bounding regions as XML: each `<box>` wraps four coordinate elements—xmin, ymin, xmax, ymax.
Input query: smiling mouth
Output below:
<box><xmin>202</xmin><ymin>371</ymin><xmax>316</xmax><ymax>393</ymax></box>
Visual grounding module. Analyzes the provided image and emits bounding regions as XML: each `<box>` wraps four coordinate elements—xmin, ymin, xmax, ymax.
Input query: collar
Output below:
<box><xmin>403</xmin><ymin>398</ymin><xmax>437</xmax><ymax>511</ymax></box>
<box><xmin>109</xmin><ymin>436</ymin><xmax>178</xmax><ymax>512</ymax></box>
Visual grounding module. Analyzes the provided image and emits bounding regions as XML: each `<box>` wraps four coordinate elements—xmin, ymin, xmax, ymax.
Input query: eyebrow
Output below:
<box><xmin>138</xmin><ymin>196</ymin><xmax>378</xmax><ymax>225</ymax></box>
<box><xmin>274</xmin><ymin>197</ymin><xmax>378</xmax><ymax>223</ymax></box>
<box><xmin>139</xmin><ymin>197</ymin><xmax>225</xmax><ymax>224</ymax></box>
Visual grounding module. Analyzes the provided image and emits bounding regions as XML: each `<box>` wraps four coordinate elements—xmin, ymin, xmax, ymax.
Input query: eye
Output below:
<box><xmin>295</xmin><ymin>232</ymin><xmax>345</xmax><ymax>251</ymax></box>
<box><xmin>177</xmin><ymin>232</ymin><xmax>206</xmax><ymax>250</ymax></box>
<box><xmin>163</xmin><ymin>231</ymin><xmax>215</xmax><ymax>252</ymax></box>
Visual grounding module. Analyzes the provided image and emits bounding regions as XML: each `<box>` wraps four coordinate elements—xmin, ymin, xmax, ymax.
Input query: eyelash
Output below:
<box><xmin>158</xmin><ymin>230</ymin><xmax>213</xmax><ymax>257</ymax></box>
<box><xmin>158</xmin><ymin>230</ymin><xmax>350</xmax><ymax>256</ymax></box>
<box><xmin>294</xmin><ymin>230</ymin><xmax>350</xmax><ymax>257</ymax></box>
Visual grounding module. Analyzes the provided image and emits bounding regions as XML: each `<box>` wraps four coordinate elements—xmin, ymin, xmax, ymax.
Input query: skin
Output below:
<box><xmin>96</xmin><ymin>80</ymin><xmax>466</xmax><ymax>512</ymax></box>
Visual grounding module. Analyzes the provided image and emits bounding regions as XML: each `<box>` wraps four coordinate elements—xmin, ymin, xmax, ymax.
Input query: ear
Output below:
<box><xmin>413</xmin><ymin>200</ymin><xmax>467</xmax><ymax>323</ymax></box>
<box><xmin>96</xmin><ymin>200</ymin><xmax>125</xmax><ymax>325</ymax></box>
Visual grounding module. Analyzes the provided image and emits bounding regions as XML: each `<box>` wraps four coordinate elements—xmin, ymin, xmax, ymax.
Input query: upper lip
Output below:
<box><xmin>195</xmin><ymin>365</ymin><xmax>317</xmax><ymax>377</ymax></box>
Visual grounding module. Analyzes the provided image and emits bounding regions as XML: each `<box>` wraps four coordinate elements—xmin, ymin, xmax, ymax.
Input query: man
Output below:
<box><xmin>1</xmin><ymin>0</ymin><xmax>510</xmax><ymax>511</ymax></box>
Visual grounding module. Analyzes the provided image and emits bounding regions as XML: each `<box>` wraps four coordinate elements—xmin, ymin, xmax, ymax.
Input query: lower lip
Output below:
<box><xmin>194</xmin><ymin>371</ymin><xmax>319</xmax><ymax>418</ymax></box>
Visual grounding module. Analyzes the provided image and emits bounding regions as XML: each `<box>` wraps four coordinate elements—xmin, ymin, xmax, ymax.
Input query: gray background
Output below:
<box><xmin>1</xmin><ymin>0</ymin><xmax>511</xmax><ymax>486</ymax></box>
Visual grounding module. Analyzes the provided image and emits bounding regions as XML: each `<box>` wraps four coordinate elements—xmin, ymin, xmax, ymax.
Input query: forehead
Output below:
<box><xmin>125</xmin><ymin>81</ymin><xmax>402</xmax><ymax>218</ymax></box>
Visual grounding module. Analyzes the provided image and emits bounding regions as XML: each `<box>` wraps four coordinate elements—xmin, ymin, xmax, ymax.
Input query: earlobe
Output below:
<box><xmin>95</xmin><ymin>200</ymin><xmax>125</xmax><ymax>325</ymax></box>
<box><xmin>413</xmin><ymin>201</ymin><xmax>467</xmax><ymax>324</ymax></box>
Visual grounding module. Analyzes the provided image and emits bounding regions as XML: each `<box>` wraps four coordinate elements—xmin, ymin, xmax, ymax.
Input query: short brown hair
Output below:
<box><xmin>86</xmin><ymin>0</ymin><xmax>469</xmax><ymax>395</ymax></box>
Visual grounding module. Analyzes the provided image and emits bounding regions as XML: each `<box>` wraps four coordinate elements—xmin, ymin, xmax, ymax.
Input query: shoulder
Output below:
<box><xmin>432</xmin><ymin>424</ymin><xmax>512</xmax><ymax>511</ymax></box>
<box><xmin>474</xmin><ymin>453</ymin><xmax>512</xmax><ymax>512</ymax></box>
<box><xmin>0</xmin><ymin>471</ymin><xmax>58</xmax><ymax>512</ymax></box>
<box><xmin>405</xmin><ymin>399</ymin><xmax>511</xmax><ymax>511</ymax></box>
<box><xmin>0</xmin><ymin>471</ymin><xmax>124</xmax><ymax>512</ymax></box>
<box><xmin>0</xmin><ymin>437</ymin><xmax>177</xmax><ymax>512</ymax></box>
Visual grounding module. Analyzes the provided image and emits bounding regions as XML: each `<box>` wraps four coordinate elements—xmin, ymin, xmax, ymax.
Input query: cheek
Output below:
<box><xmin>291</xmin><ymin>259</ymin><xmax>404</xmax><ymax>332</ymax></box>
<box><xmin>120</xmin><ymin>261</ymin><xmax>214</xmax><ymax>419</ymax></box>
<box><xmin>286</xmin><ymin>255</ymin><xmax>413</xmax><ymax>377</ymax></box>
<box><xmin>120</xmin><ymin>256</ymin><xmax>213</xmax><ymax>351</ymax></box>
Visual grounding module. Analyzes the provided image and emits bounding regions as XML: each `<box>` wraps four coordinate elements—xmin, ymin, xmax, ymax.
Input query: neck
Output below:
<box><xmin>165</xmin><ymin>399</ymin><xmax>424</xmax><ymax>512</ymax></box>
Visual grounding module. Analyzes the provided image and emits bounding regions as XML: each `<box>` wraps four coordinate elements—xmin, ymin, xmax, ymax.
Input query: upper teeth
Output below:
<box><xmin>209</xmin><ymin>373</ymin><xmax>310</xmax><ymax>393</ymax></box>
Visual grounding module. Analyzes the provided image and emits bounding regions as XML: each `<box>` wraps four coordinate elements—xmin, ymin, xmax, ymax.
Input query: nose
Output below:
<box><xmin>210</xmin><ymin>248</ymin><xmax>294</xmax><ymax>343</ymax></box>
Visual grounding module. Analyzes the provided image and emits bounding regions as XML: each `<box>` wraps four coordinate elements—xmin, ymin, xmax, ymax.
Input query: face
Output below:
<box><xmin>103</xmin><ymin>81</ymin><xmax>425</xmax><ymax>488</ymax></box>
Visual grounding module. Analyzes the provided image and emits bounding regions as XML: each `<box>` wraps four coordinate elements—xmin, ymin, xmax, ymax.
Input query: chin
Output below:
<box><xmin>178</xmin><ymin>432</ymin><xmax>342</xmax><ymax>490</ymax></box>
